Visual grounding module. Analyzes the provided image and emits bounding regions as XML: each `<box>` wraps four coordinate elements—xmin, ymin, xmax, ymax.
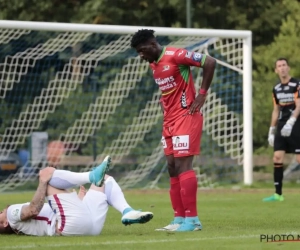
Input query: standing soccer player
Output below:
<box><xmin>264</xmin><ymin>58</ymin><xmax>300</xmax><ymax>202</ymax></box>
<box><xmin>130</xmin><ymin>29</ymin><xmax>216</xmax><ymax>231</ymax></box>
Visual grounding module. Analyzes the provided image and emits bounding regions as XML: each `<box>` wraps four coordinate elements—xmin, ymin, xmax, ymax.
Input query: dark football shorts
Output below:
<box><xmin>274</xmin><ymin>119</ymin><xmax>300</xmax><ymax>154</ymax></box>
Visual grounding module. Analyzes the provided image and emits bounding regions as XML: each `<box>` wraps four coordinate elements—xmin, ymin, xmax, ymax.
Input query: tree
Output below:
<box><xmin>252</xmin><ymin>0</ymin><xmax>300</xmax><ymax>150</ymax></box>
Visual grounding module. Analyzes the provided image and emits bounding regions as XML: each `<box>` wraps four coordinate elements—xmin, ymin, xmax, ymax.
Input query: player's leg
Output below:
<box><xmin>104</xmin><ymin>175</ymin><xmax>153</xmax><ymax>225</ymax></box>
<box><xmin>173</xmin><ymin>112</ymin><xmax>203</xmax><ymax>231</ymax></box>
<box><xmin>155</xmin><ymin>130</ymin><xmax>185</xmax><ymax>231</ymax></box>
<box><xmin>48</xmin><ymin>155</ymin><xmax>111</xmax><ymax>189</ymax></box>
<box><xmin>46</xmin><ymin>185</ymin><xmax>94</xmax><ymax>236</ymax></box>
<box><xmin>263</xmin><ymin>130</ymin><xmax>286</xmax><ymax>202</ymax></box>
<box><xmin>81</xmin><ymin>184</ymin><xmax>108</xmax><ymax>235</ymax></box>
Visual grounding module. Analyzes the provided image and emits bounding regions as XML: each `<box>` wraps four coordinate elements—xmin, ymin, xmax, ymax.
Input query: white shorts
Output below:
<box><xmin>47</xmin><ymin>190</ymin><xmax>108</xmax><ymax>236</ymax></box>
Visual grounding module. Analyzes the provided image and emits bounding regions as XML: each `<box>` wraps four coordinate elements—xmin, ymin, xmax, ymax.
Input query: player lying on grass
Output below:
<box><xmin>0</xmin><ymin>156</ymin><xmax>153</xmax><ymax>236</ymax></box>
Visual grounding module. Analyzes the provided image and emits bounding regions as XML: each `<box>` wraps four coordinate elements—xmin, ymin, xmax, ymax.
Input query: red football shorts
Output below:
<box><xmin>161</xmin><ymin>112</ymin><xmax>203</xmax><ymax>157</ymax></box>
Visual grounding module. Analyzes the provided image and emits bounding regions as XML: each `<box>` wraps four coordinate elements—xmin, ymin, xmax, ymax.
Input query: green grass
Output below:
<box><xmin>1</xmin><ymin>188</ymin><xmax>300</xmax><ymax>250</ymax></box>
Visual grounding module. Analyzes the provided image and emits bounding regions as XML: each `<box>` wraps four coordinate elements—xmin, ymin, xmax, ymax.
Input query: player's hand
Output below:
<box><xmin>39</xmin><ymin>167</ymin><xmax>55</xmax><ymax>183</ymax></box>
<box><xmin>189</xmin><ymin>94</ymin><xmax>206</xmax><ymax>115</ymax></box>
<box><xmin>281</xmin><ymin>124</ymin><xmax>293</xmax><ymax>137</ymax></box>
<box><xmin>281</xmin><ymin>117</ymin><xmax>296</xmax><ymax>137</ymax></box>
<box><xmin>268</xmin><ymin>127</ymin><xmax>275</xmax><ymax>147</ymax></box>
<box><xmin>268</xmin><ymin>134</ymin><xmax>274</xmax><ymax>147</ymax></box>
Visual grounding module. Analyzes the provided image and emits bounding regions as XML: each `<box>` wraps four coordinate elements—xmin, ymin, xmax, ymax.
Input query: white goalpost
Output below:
<box><xmin>0</xmin><ymin>20</ymin><xmax>252</xmax><ymax>191</ymax></box>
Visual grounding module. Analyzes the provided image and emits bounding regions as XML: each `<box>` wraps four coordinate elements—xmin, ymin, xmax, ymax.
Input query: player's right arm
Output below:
<box><xmin>20</xmin><ymin>167</ymin><xmax>55</xmax><ymax>221</ymax></box>
<box><xmin>270</xmin><ymin>92</ymin><xmax>280</xmax><ymax>127</ymax></box>
<box><xmin>159</xmin><ymin>97</ymin><xmax>164</xmax><ymax>114</ymax></box>
<box><xmin>268</xmin><ymin>91</ymin><xmax>280</xmax><ymax>146</ymax></box>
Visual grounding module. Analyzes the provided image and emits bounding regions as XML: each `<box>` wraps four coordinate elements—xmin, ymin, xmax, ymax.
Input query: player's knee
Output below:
<box><xmin>296</xmin><ymin>155</ymin><xmax>300</xmax><ymax>164</ymax></box>
<box><xmin>166</xmin><ymin>155</ymin><xmax>176</xmax><ymax>176</ymax></box>
<box><xmin>273</xmin><ymin>154</ymin><xmax>284</xmax><ymax>163</ymax></box>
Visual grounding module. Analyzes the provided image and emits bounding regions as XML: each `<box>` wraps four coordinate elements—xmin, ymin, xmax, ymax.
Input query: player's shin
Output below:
<box><xmin>273</xmin><ymin>163</ymin><xmax>284</xmax><ymax>195</ymax></box>
<box><xmin>179</xmin><ymin>170</ymin><xmax>199</xmax><ymax>218</ymax></box>
<box><xmin>105</xmin><ymin>176</ymin><xmax>153</xmax><ymax>225</ymax></box>
<box><xmin>104</xmin><ymin>176</ymin><xmax>131</xmax><ymax>213</ymax></box>
<box><xmin>169</xmin><ymin>177</ymin><xmax>185</xmax><ymax>221</ymax></box>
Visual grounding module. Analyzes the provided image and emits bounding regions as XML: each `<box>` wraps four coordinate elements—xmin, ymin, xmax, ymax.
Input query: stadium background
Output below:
<box><xmin>1</xmin><ymin>0</ymin><xmax>300</xmax><ymax>189</ymax></box>
<box><xmin>1</xmin><ymin>1</ymin><xmax>300</xmax><ymax>249</ymax></box>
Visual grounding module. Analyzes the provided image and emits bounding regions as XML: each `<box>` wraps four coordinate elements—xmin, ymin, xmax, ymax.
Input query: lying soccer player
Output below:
<box><xmin>0</xmin><ymin>156</ymin><xmax>153</xmax><ymax>236</ymax></box>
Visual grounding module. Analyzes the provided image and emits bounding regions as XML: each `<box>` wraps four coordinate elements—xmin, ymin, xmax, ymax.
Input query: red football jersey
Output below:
<box><xmin>150</xmin><ymin>46</ymin><xmax>206</xmax><ymax>125</ymax></box>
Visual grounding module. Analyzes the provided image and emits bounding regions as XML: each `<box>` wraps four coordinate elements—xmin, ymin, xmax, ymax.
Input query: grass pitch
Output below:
<box><xmin>0</xmin><ymin>188</ymin><xmax>300</xmax><ymax>250</ymax></box>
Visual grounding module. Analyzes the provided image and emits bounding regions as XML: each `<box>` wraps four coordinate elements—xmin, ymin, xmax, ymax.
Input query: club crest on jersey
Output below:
<box><xmin>162</xmin><ymin>65</ymin><xmax>170</xmax><ymax>71</ymax></box>
<box><xmin>192</xmin><ymin>52</ymin><xmax>202</xmax><ymax>62</ymax></box>
<box><xmin>11</xmin><ymin>209</ymin><xmax>19</xmax><ymax>217</ymax></box>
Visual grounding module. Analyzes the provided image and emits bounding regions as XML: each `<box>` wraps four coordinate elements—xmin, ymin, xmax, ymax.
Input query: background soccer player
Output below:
<box><xmin>265</xmin><ymin>58</ymin><xmax>300</xmax><ymax>202</ymax></box>
<box><xmin>131</xmin><ymin>29</ymin><xmax>216</xmax><ymax>231</ymax></box>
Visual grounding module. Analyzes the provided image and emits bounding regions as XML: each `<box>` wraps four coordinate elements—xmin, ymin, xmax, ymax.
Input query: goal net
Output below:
<box><xmin>0</xmin><ymin>21</ymin><xmax>252</xmax><ymax>192</ymax></box>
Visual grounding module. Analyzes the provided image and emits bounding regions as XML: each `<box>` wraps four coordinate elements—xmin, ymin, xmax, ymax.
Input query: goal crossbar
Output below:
<box><xmin>0</xmin><ymin>20</ymin><xmax>253</xmax><ymax>185</ymax></box>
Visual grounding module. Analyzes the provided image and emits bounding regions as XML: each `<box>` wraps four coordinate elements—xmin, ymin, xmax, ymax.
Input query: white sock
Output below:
<box><xmin>49</xmin><ymin>170</ymin><xmax>90</xmax><ymax>189</ymax></box>
<box><xmin>104</xmin><ymin>176</ymin><xmax>131</xmax><ymax>214</ymax></box>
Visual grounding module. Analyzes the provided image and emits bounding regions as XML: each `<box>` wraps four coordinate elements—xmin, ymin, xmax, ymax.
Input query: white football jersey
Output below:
<box><xmin>7</xmin><ymin>202</ymin><xmax>56</xmax><ymax>236</ymax></box>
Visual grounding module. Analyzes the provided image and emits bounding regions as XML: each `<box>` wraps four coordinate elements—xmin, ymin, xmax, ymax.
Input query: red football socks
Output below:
<box><xmin>179</xmin><ymin>170</ymin><xmax>198</xmax><ymax>217</ymax></box>
<box><xmin>169</xmin><ymin>177</ymin><xmax>185</xmax><ymax>217</ymax></box>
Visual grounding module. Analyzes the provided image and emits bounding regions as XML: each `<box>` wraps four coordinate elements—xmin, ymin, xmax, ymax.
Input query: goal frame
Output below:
<box><xmin>0</xmin><ymin>20</ymin><xmax>253</xmax><ymax>185</ymax></box>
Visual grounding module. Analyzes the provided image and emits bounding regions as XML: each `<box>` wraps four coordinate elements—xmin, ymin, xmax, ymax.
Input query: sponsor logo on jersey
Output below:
<box><xmin>178</xmin><ymin>150</ymin><xmax>189</xmax><ymax>154</ymax></box>
<box><xmin>165</xmin><ymin>50</ymin><xmax>175</xmax><ymax>55</ymax></box>
<box><xmin>181</xmin><ymin>90</ymin><xmax>187</xmax><ymax>108</ymax></box>
<box><xmin>161</xmin><ymin>137</ymin><xmax>167</xmax><ymax>149</ymax></box>
<box><xmin>276</xmin><ymin>93</ymin><xmax>294</xmax><ymax>103</ymax></box>
<box><xmin>288</xmin><ymin>82</ymin><xmax>297</xmax><ymax>87</ymax></box>
<box><xmin>284</xmin><ymin>86</ymin><xmax>290</xmax><ymax>90</ymax></box>
<box><xmin>155</xmin><ymin>76</ymin><xmax>174</xmax><ymax>85</ymax></box>
<box><xmin>162</xmin><ymin>65</ymin><xmax>170</xmax><ymax>71</ymax></box>
<box><xmin>192</xmin><ymin>52</ymin><xmax>202</xmax><ymax>62</ymax></box>
<box><xmin>185</xmin><ymin>51</ymin><xmax>192</xmax><ymax>58</ymax></box>
<box><xmin>172</xmin><ymin>135</ymin><xmax>189</xmax><ymax>150</ymax></box>
<box><xmin>178</xmin><ymin>50</ymin><xmax>184</xmax><ymax>56</ymax></box>
<box><xmin>155</xmin><ymin>76</ymin><xmax>176</xmax><ymax>91</ymax></box>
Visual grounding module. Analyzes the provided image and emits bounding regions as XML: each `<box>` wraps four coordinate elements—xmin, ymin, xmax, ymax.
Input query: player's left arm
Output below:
<box><xmin>190</xmin><ymin>55</ymin><xmax>216</xmax><ymax>114</ymax></box>
<box><xmin>20</xmin><ymin>167</ymin><xmax>55</xmax><ymax>221</ymax></box>
<box><xmin>291</xmin><ymin>85</ymin><xmax>300</xmax><ymax>120</ymax></box>
<box><xmin>281</xmin><ymin>84</ymin><xmax>300</xmax><ymax>137</ymax></box>
<box><xmin>174</xmin><ymin>49</ymin><xmax>216</xmax><ymax>114</ymax></box>
<box><xmin>198</xmin><ymin>55</ymin><xmax>216</xmax><ymax>92</ymax></box>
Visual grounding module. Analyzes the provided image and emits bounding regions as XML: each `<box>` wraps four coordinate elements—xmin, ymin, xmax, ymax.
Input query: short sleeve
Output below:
<box><xmin>7</xmin><ymin>204</ymin><xmax>25</xmax><ymax>224</ymax></box>
<box><xmin>174</xmin><ymin>49</ymin><xmax>206</xmax><ymax>68</ymax></box>
<box><xmin>297</xmin><ymin>81</ymin><xmax>300</xmax><ymax>98</ymax></box>
<box><xmin>273</xmin><ymin>88</ymin><xmax>279</xmax><ymax>106</ymax></box>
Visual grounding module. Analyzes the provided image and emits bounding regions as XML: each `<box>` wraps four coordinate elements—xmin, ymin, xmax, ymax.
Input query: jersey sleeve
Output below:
<box><xmin>297</xmin><ymin>81</ymin><xmax>300</xmax><ymax>98</ymax></box>
<box><xmin>273</xmin><ymin>88</ymin><xmax>279</xmax><ymax>106</ymax></box>
<box><xmin>7</xmin><ymin>204</ymin><xmax>27</xmax><ymax>224</ymax></box>
<box><xmin>173</xmin><ymin>49</ymin><xmax>206</xmax><ymax>68</ymax></box>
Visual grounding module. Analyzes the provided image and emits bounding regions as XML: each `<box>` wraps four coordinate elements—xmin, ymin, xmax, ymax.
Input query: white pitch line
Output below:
<box><xmin>1</xmin><ymin>234</ymin><xmax>258</xmax><ymax>249</ymax></box>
